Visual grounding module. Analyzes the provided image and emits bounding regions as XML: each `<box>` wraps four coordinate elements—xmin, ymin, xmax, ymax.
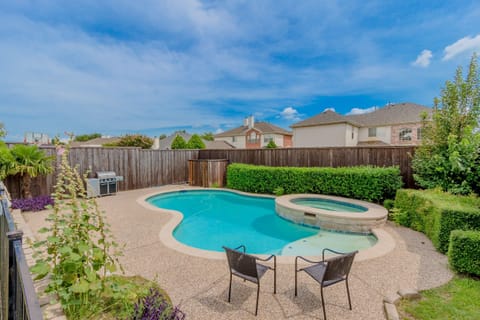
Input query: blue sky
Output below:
<box><xmin>1</xmin><ymin>1</ymin><xmax>480</xmax><ymax>141</ymax></box>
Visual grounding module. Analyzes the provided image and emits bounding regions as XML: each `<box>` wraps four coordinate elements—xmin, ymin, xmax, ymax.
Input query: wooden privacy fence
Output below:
<box><xmin>5</xmin><ymin>146</ymin><xmax>416</xmax><ymax>198</ymax></box>
<box><xmin>5</xmin><ymin>147</ymin><xmax>199</xmax><ymax>199</ymax></box>
<box><xmin>198</xmin><ymin>146</ymin><xmax>416</xmax><ymax>188</ymax></box>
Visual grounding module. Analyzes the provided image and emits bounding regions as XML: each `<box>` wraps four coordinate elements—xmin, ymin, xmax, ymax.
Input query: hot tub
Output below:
<box><xmin>275</xmin><ymin>194</ymin><xmax>388</xmax><ymax>232</ymax></box>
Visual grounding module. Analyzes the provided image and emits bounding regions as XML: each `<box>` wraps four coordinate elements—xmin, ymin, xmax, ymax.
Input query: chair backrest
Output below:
<box><xmin>223</xmin><ymin>246</ymin><xmax>259</xmax><ymax>279</ymax></box>
<box><xmin>323</xmin><ymin>251</ymin><xmax>357</xmax><ymax>283</ymax></box>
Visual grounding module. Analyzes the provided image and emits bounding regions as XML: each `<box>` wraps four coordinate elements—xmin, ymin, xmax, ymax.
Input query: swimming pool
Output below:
<box><xmin>147</xmin><ymin>190</ymin><xmax>377</xmax><ymax>256</ymax></box>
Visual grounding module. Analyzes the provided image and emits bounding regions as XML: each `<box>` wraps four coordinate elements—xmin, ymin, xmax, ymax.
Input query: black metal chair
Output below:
<box><xmin>222</xmin><ymin>245</ymin><xmax>276</xmax><ymax>316</ymax></box>
<box><xmin>295</xmin><ymin>248</ymin><xmax>358</xmax><ymax>320</ymax></box>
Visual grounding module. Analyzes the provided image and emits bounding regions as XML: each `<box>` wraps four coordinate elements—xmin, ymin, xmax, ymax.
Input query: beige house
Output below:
<box><xmin>291</xmin><ymin>103</ymin><xmax>431</xmax><ymax>147</ymax></box>
<box><xmin>214</xmin><ymin>116</ymin><xmax>293</xmax><ymax>148</ymax></box>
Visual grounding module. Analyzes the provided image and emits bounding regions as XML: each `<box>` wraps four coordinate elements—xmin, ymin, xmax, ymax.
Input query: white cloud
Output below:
<box><xmin>323</xmin><ymin>107</ymin><xmax>335</xmax><ymax>112</ymax></box>
<box><xmin>346</xmin><ymin>106</ymin><xmax>377</xmax><ymax>115</ymax></box>
<box><xmin>412</xmin><ymin>49</ymin><xmax>433</xmax><ymax>67</ymax></box>
<box><xmin>280</xmin><ymin>107</ymin><xmax>300</xmax><ymax>121</ymax></box>
<box><xmin>443</xmin><ymin>34</ymin><xmax>480</xmax><ymax>60</ymax></box>
<box><xmin>215</xmin><ymin>128</ymin><xmax>224</xmax><ymax>134</ymax></box>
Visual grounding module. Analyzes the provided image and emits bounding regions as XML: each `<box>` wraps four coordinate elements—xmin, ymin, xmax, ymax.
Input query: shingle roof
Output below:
<box><xmin>214</xmin><ymin>121</ymin><xmax>292</xmax><ymax>137</ymax></box>
<box><xmin>70</xmin><ymin>137</ymin><xmax>121</xmax><ymax>147</ymax></box>
<box><xmin>346</xmin><ymin>103</ymin><xmax>432</xmax><ymax>126</ymax></box>
<box><xmin>204</xmin><ymin>140</ymin><xmax>236</xmax><ymax>149</ymax></box>
<box><xmin>290</xmin><ymin>110</ymin><xmax>361</xmax><ymax>128</ymax></box>
<box><xmin>291</xmin><ymin>103</ymin><xmax>431</xmax><ymax>128</ymax></box>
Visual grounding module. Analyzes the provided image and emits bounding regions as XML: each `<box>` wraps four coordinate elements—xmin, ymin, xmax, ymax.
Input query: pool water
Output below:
<box><xmin>292</xmin><ymin>198</ymin><xmax>368</xmax><ymax>213</ymax></box>
<box><xmin>148</xmin><ymin>190</ymin><xmax>377</xmax><ymax>256</ymax></box>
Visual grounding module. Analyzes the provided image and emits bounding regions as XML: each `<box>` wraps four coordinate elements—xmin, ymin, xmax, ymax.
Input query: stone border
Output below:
<box><xmin>12</xmin><ymin>209</ymin><xmax>66</xmax><ymax>320</ymax></box>
<box><xmin>136</xmin><ymin>186</ymin><xmax>396</xmax><ymax>263</ymax></box>
<box><xmin>275</xmin><ymin>194</ymin><xmax>388</xmax><ymax>232</ymax></box>
<box><xmin>383</xmin><ymin>288</ymin><xmax>421</xmax><ymax>320</ymax></box>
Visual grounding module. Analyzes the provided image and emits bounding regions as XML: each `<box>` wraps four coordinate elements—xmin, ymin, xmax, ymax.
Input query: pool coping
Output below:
<box><xmin>137</xmin><ymin>186</ymin><xmax>396</xmax><ymax>263</ymax></box>
<box><xmin>275</xmin><ymin>194</ymin><xmax>389</xmax><ymax>233</ymax></box>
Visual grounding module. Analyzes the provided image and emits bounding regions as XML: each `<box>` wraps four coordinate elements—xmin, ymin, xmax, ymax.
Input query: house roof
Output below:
<box><xmin>347</xmin><ymin>103</ymin><xmax>432</xmax><ymax>127</ymax></box>
<box><xmin>290</xmin><ymin>110</ymin><xmax>361</xmax><ymax>128</ymax></box>
<box><xmin>158</xmin><ymin>132</ymin><xmax>191</xmax><ymax>150</ymax></box>
<box><xmin>214</xmin><ymin>121</ymin><xmax>292</xmax><ymax>137</ymax></box>
<box><xmin>204</xmin><ymin>140</ymin><xmax>236</xmax><ymax>149</ymax></box>
<box><xmin>157</xmin><ymin>132</ymin><xmax>235</xmax><ymax>150</ymax></box>
<box><xmin>70</xmin><ymin>137</ymin><xmax>121</xmax><ymax>147</ymax></box>
<box><xmin>291</xmin><ymin>103</ymin><xmax>432</xmax><ymax>128</ymax></box>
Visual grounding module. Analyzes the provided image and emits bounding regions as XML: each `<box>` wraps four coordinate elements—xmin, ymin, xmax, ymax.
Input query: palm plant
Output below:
<box><xmin>0</xmin><ymin>144</ymin><xmax>15</xmax><ymax>180</ymax></box>
<box><xmin>10</xmin><ymin>144</ymin><xmax>54</xmax><ymax>199</ymax></box>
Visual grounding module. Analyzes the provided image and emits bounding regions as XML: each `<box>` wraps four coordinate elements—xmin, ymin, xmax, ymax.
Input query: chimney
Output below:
<box><xmin>243</xmin><ymin>117</ymin><xmax>249</xmax><ymax>127</ymax></box>
<box><xmin>248</xmin><ymin>115</ymin><xmax>254</xmax><ymax>129</ymax></box>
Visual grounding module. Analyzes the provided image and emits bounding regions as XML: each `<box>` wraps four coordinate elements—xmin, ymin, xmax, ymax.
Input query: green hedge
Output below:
<box><xmin>448</xmin><ymin>230</ymin><xmax>480</xmax><ymax>276</ymax></box>
<box><xmin>393</xmin><ymin>189</ymin><xmax>480</xmax><ymax>253</ymax></box>
<box><xmin>226</xmin><ymin>164</ymin><xmax>403</xmax><ymax>202</ymax></box>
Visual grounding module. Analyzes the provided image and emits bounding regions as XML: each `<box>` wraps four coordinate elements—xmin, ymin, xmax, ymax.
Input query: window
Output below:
<box><xmin>264</xmin><ymin>136</ymin><xmax>273</xmax><ymax>143</ymax></box>
<box><xmin>399</xmin><ymin>128</ymin><xmax>412</xmax><ymax>141</ymax></box>
<box><xmin>351</xmin><ymin>131</ymin><xmax>354</xmax><ymax>139</ymax></box>
<box><xmin>232</xmin><ymin>136</ymin><xmax>236</xmax><ymax>142</ymax></box>
<box><xmin>417</xmin><ymin>128</ymin><xmax>423</xmax><ymax>140</ymax></box>
<box><xmin>247</xmin><ymin>131</ymin><xmax>260</xmax><ymax>144</ymax></box>
<box><xmin>368</xmin><ymin>127</ymin><xmax>377</xmax><ymax>137</ymax></box>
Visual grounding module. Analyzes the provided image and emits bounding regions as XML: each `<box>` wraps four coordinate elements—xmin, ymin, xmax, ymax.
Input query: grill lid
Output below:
<box><xmin>96</xmin><ymin>171</ymin><xmax>116</xmax><ymax>179</ymax></box>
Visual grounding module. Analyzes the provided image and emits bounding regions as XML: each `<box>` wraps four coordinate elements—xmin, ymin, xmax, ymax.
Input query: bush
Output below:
<box><xmin>226</xmin><ymin>164</ymin><xmax>402</xmax><ymax>202</ymax></box>
<box><xmin>171</xmin><ymin>135</ymin><xmax>188</xmax><ymax>149</ymax></box>
<box><xmin>187</xmin><ymin>134</ymin><xmax>206</xmax><ymax>149</ymax></box>
<box><xmin>11</xmin><ymin>195</ymin><xmax>54</xmax><ymax>212</ymax></box>
<box><xmin>393</xmin><ymin>189</ymin><xmax>480</xmax><ymax>253</ymax></box>
<box><xmin>448</xmin><ymin>230</ymin><xmax>480</xmax><ymax>276</ymax></box>
<box><xmin>112</xmin><ymin>134</ymin><xmax>154</xmax><ymax>149</ymax></box>
<box><xmin>133</xmin><ymin>287</ymin><xmax>185</xmax><ymax>320</ymax></box>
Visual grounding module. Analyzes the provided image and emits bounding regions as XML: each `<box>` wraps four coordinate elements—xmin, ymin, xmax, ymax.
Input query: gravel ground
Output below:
<box><xmin>23</xmin><ymin>186</ymin><xmax>453</xmax><ymax>320</ymax></box>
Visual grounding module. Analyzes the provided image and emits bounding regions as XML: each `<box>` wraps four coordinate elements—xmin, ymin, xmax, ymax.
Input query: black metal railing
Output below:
<box><xmin>0</xmin><ymin>187</ymin><xmax>43</xmax><ymax>320</ymax></box>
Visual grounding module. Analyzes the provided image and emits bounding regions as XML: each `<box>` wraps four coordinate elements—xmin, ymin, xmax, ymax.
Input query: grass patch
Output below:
<box><xmin>398</xmin><ymin>277</ymin><xmax>480</xmax><ymax>320</ymax></box>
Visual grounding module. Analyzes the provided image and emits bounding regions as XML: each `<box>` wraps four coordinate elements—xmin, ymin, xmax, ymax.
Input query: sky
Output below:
<box><xmin>1</xmin><ymin>1</ymin><xmax>480</xmax><ymax>141</ymax></box>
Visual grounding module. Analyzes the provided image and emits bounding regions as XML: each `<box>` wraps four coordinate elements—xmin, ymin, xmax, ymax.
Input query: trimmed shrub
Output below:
<box><xmin>226</xmin><ymin>164</ymin><xmax>402</xmax><ymax>202</ymax></box>
<box><xmin>393</xmin><ymin>189</ymin><xmax>480</xmax><ymax>253</ymax></box>
<box><xmin>448</xmin><ymin>230</ymin><xmax>480</xmax><ymax>276</ymax></box>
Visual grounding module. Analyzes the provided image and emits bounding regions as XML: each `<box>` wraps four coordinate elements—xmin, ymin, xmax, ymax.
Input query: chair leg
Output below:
<box><xmin>346</xmin><ymin>279</ymin><xmax>352</xmax><ymax>310</ymax></box>
<box><xmin>320</xmin><ymin>286</ymin><xmax>327</xmax><ymax>320</ymax></box>
<box><xmin>273</xmin><ymin>268</ymin><xmax>277</xmax><ymax>294</ymax></box>
<box><xmin>228</xmin><ymin>273</ymin><xmax>232</xmax><ymax>302</ymax></box>
<box><xmin>255</xmin><ymin>282</ymin><xmax>260</xmax><ymax>316</ymax></box>
<box><xmin>294</xmin><ymin>270</ymin><xmax>298</xmax><ymax>296</ymax></box>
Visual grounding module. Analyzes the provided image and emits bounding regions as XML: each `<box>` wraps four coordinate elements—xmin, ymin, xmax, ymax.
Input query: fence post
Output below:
<box><xmin>7</xmin><ymin>230</ymin><xmax>23</xmax><ymax>320</ymax></box>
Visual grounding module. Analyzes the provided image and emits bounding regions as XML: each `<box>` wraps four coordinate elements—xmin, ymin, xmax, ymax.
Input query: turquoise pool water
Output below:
<box><xmin>291</xmin><ymin>198</ymin><xmax>367</xmax><ymax>213</ymax></box>
<box><xmin>147</xmin><ymin>190</ymin><xmax>377</xmax><ymax>256</ymax></box>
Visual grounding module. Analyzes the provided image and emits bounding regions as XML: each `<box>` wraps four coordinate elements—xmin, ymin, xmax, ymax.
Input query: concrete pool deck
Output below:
<box><xmin>22</xmin><ymin>185</ymin><xmax>453</xmax><ymax>320</ymax></box>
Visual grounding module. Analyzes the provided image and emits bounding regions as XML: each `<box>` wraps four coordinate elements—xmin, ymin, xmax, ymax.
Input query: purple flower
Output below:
<box><xmin>132</xmin><ymin>287</ymin><xmax>185</xmax><ymax>320</ymax></box>
<box><xmin>11</xmin><ymin>195</ymin><xmax>54</xmax><ymax>212</ymax></box>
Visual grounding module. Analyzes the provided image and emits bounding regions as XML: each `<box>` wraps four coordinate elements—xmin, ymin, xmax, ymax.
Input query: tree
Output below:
<box><xmin>74</xmin><ymin>133</ymin><xmax>102</xmax><ymax>142</ymax></box>
<box><xmin>265</xmin><ymin>140</ymin><xmax>278</xmax><ymax>149</ymax></box>
<box><xmin>187</xmin><ymin>134</ymin><xmax>206</xmax><ymax>149</ymax></box>
<box><xmin>412</xmin><ymin>53</ymin><xmax>480</xmax><ymax>194</ymax></box>
<box><xmin>10</xmin><ymin>144</ymin><xmax>54</xmax><ymax>199</ymax></box>
<box><xmin>0</xmin><ymin>122</ymin><xmax>6</xmax><ymax>139</ymax></box>
<box><xmin>200</xmin><ymin>132</ymin><xmax>214</xmax><ymax>141</ymax></box>
<box><xmin>158</xmin><ymin>134</ymin><xmax>167</xmax><ymax>140</ymax></box>
<box><xmin>170</xmin><ymin>135</ymin><xmax>187</xmax><ymax>149</ymax></box>
<box><xmin>106</xmin><ymin>134</ymin><xmax>154</xmax><ymax>149</ymax></box>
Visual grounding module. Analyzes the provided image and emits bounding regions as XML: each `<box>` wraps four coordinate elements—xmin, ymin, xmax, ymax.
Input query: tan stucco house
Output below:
<box><xmin>214</xmin><ymin>116</ymin><xmax>293</xmax><ymax>148</ymax></box>
<box><xmin>291</xmin><ymin>102</ymin><xmax>431</xmax><ymax>147</ymax></box>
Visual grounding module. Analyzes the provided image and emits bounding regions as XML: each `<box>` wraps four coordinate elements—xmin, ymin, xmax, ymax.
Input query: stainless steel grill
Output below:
<box><xmin>87</xmin><ymin>171</ymin><xmax>123</xmax><ymax>197</ymax></box>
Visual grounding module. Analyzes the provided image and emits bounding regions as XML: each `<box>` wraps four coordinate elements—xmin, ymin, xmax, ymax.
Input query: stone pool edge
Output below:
<box><xmin>136</xmin><ymin>186</ymin><xmax>396</xmax><ymax>263</ymax></box>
